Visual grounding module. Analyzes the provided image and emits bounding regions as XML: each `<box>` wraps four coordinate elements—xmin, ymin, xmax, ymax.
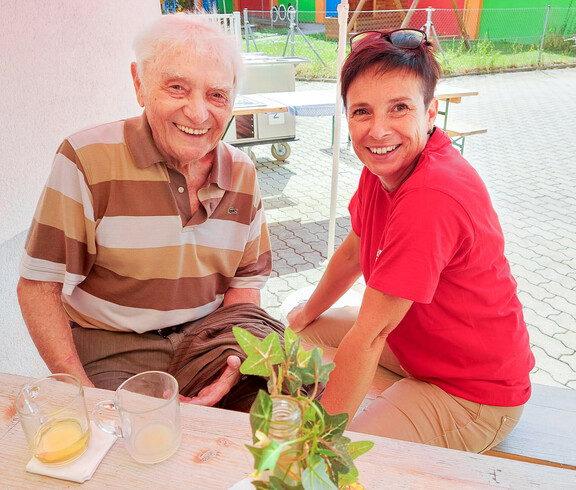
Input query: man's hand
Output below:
<box><xmin>179</xmin><ymin>355</ymin><xmax>242</xmax><ymax>406</ymax></box>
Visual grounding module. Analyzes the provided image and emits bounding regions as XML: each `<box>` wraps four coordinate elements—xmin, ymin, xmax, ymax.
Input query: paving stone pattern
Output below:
<box><xmin>254</xmin><ymin>68</ymin><xmax>576</xmax><ymax>390</ymax></box>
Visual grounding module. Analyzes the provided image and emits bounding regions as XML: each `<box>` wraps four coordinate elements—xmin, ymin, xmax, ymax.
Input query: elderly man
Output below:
<box><xmin>17</xmin><ymin>14</ymin><xmax>277</xmax><ymax>410</ymax></box>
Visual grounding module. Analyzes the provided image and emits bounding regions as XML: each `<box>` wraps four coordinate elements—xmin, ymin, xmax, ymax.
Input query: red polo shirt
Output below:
<box><xmin>349</xmin><ymin>129</ymin><xmax>534</xmax><ymax>406</ymax></box>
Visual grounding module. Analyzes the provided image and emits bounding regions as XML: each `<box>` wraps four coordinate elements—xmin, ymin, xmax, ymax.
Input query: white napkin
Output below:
<box><xmin>228</xmin><ymin>478</ymin><xmax>256</xmax><ymax>489</ymax></box>
<box><xmin>26</xmin><ymin>421</ymin><xmax>117</xmax><ymax>483</ymax></box>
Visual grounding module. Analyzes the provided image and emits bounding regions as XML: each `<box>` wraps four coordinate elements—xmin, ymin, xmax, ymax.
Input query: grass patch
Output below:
<box><xmin>249</xmin><ymin>30</ymin><xmax>576</xmax><ymax>78</ymax></box>
<box><xmin>439</xmin><ymin>37</ymin><xmax>576</xmax><ymax>74</ymax></box>
<box><xmin>253</xmin><ymin>32</ymin><xmax>342</xmax><ymax>79</ymax></box>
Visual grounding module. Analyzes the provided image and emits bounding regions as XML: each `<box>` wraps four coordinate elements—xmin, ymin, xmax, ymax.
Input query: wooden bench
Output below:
<box><xmin>486</xmin><ymin>383</ymin><xmax>576</xmax><ymax>470</ymax></box>
<box><xmin>444</xmin><ymin>123</ymin><xmax>487</xmax><ymax>154</ymax></box>
<box><xmin>323</xmin><ymin>349</ymin><xmax>576</xmax><ymax>470</ymax></box>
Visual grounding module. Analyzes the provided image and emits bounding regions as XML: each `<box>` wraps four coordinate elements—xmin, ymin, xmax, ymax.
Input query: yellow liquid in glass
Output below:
<box><xmin>34</xmin><ymin>418</ymin><xmax>90</xmax><ymax>465</ymax></box>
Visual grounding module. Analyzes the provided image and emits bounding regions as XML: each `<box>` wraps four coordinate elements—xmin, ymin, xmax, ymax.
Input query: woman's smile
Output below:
<box><xmin>368</xmin><ymin>145</ymin><xmax>399</xmax><ymax>155</ymax></box>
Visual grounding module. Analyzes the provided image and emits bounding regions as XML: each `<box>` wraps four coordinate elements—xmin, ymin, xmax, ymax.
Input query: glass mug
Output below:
<box><xmin>14</xmin><ymin>373</ymin><xmax>91</xmax><ymax>465</ymax></box>
<box><xmin>93</xmin><ymin>371</ymin><xmax>181</xmax><ymax>464</ymax></box>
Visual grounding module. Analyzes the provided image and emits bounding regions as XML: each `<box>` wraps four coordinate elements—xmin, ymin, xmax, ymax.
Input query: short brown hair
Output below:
<box><xmin>341</xmin><ymin>37</ymin><xmax>442</xmax><ymax>108</ymax></box>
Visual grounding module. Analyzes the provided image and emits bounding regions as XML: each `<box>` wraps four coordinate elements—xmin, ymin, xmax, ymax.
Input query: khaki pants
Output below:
<box><xmin>299</xmin><ymin>306</ymin><xmax>524</xmax><ymax>453</ymax></box>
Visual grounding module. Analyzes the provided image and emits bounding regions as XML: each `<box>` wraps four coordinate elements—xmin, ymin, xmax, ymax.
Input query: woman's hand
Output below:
<box><xmin>286</xmin><ymin>302</ymin><xmax>311</xmax><ymax>333</ymax></box>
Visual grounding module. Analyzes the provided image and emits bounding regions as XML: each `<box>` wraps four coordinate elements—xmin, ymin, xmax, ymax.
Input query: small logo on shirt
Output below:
<box><xmin>376</xmin><ymin>249</ymin><xmax>382</xmax><ymax>261</ymax></box>
<box><xmin>228</xmin><ymin>207</ymin><xmax>238</xmax><ymax>214</ymax></box>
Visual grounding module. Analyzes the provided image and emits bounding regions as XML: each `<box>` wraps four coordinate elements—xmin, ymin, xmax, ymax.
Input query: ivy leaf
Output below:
<box><xmin>250</xmin><ymin>390</ymin><xmax>273</xmax><ymax>442</ymax></box>
<box><xmin>283</xmin><ymin>340</ymin><xmax>304</xmax><ymax>396</ymax></box>
<box><xmin>334</xmin><ymin>464</ymin><xmax>359</xmax><ymax>488</ymax></box>
<box><xmin>296</xmin><ymin>343</ymin><xmax>313</xmax><ymax>369</ymax></box>
<box><xmin>268</xmin><ymin>476</ymin><xmax>304</xmax><ymax>490</ymax></box>
<box><xmin>233</xmin><ymin>327</ymin><xmax>284</xmax><ymax>377</ymax></box>
<box><xmin>297</xmin><ymin>348</ymin><xmax>334</xmax><ymax>386</ymax></box>
<box><xmin>247</xmin><ymin>440</ymin><xmax>284</xmax><ymax>473</ymax></box>
<box><xmin>319</xmin><ymin>434</ymin><xmax>354</xmax><ymax>477</ymax></box>
<box><xmin>283</xmin><ymin>328</ymin><xmax>299</xmax><ymax>358</ymax></box>
<box><xmin>251</xmin><ymin>481</ymin><xmax>271</xmax><ymax>490</ymax></box>
<box><xmin>301</xmin><ymin>454</ymin><xmax>338</xmax><ymax>490</ymax></box>
<box><xmin>347</xmin><ymin>440</ymin><xmax>375</xmax><ymax>460</ymax></box>
<box><xmin>301</xmin><ymin>400</ymin><xmax>322</xmax><ymax>431</ymax></box>
<box><xmin>321</xmin><ymin>411</ymin><xmax>349</xmax><ymax>441</ymax></box>
<box><xmin>285</xmin><ymin>329</ymin><xmax>314</xmax><ymax>369</ymax></box>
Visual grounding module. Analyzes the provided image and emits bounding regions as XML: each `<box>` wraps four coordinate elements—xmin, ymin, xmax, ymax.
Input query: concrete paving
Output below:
<box><xmin>259</xmin><ymin>67</ymin><xmax>576</xmax><ymax>390</ymax></box>
<box><xmin>1</xmin><ymin>68</ymin><xmax>575</xmax><ymax>391</ymax></box>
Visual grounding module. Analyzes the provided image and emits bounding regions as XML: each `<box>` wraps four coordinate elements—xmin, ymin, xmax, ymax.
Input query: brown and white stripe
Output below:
<box><xmin>20</xmin><ymin>114</ymin><xmax>271</xmax><ymax>333</ymax></box>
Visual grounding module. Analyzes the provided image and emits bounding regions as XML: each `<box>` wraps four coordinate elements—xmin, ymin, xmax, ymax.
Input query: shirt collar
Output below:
<box><xmin>124</xmin><ymin>111</ymin><xmax>233</xmax><ymax>191</ymax></box>
<box><xmin>124</xmin><ymin>112</ymin><xmax>166</xmax><ymax>169</ymax></box>
<box><xmin>423</xmin><ymin>126</ymin><xmax>453</xmax><ymax>154</ymax></box>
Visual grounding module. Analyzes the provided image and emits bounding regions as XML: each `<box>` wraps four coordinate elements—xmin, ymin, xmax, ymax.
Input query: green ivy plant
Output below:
<box><xmin>233</xmin><ymin>326</ymin><xmax>374</xmax><ymax>490</ymax></box>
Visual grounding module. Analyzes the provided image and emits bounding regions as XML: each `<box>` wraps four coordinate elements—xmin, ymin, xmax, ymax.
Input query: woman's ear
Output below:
<box><xmin>427</xmin><ymin>97</ymin><xmax>439</xmax><ymax>132</ymax></box>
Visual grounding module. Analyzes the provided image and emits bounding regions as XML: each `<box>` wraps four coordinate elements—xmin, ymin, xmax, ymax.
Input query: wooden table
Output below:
<box><xmin>234</xmin><ymin>85</ymin><xmax>480</xmax><ymax>150</ymax></box>
<box><xmin>435</xmin><ymin>84</ymin><xmax>479</xmax><ymax>104</ymax></box>
<box><xmin>435</xmin><ymin>83</ymin><xmax>479</xmax><ymax>132</ymax></box>
<box><xmin>234</xmin><ymin>85</ymin><xmax>480</xmax><ymax>118</ymax></box>
<box><xmin>2</xmin><ymin>372</ymin><xmax>574</xmax><ymax>488</ymax></box>
<box><xmin>233</xmin><ymin>94</ymin><xmax>288</xmax><ymax>116</ymax></box>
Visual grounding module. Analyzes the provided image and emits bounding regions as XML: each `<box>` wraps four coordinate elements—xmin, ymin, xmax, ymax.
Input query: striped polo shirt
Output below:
<box><xmin>20</xmin><ymin>113</ymin><xmax>272</xmax><ymax>333</ymax></box>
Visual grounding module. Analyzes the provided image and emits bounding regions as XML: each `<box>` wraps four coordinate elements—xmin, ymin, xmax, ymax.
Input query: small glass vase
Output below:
<box><xmin>263</xmin><ymin>396</ymin><xmax>303</xmax><ymax>485</ymax></box>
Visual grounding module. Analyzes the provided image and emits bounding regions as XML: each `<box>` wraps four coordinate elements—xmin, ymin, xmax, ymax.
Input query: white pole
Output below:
<box><xmin>327</xmin><ymin>0</ymin><xmax>349</xmax><ymax>260</ymax></box>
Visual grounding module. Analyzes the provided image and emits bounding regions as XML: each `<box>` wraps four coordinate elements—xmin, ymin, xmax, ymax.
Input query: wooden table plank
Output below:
<box><xmin>435</xmin><ymin>84</ymin><xmax>479</xmax><ymax>103</ymax></box>
<box><xmin>1</xmin><ymin>373</ymin><xmax>575</xmax><ymax>489</ymax></box>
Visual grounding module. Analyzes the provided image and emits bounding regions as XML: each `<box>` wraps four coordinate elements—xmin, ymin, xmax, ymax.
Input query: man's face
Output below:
<box><xmin>132</xmin><ymin>47</ymin><xmax>235</xmax><ymax>168</ymax></box>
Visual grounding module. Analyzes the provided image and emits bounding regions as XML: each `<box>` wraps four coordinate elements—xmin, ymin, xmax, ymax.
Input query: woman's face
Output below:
<box><xmin>346</xmin><ymin>67</ymin><xmax>438</xmax><ymax>192</ymax></box>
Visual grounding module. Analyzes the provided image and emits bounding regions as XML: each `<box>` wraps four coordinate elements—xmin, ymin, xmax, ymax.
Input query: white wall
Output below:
<box><xmin>0</xmin><ymin>0</ymin><xmax>161</xmax><ymax>244</ymax></box>
<box><xmin>0</xmin><ymin>0</ymin><xmax>161</xmax><ymax>377</ymax></box>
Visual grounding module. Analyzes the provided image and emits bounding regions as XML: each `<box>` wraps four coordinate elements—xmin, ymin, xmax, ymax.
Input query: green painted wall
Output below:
<box><xmin>276</xmin><ymin>0</ymin><xmax>317</xmax><ymax>23</ymax></box>
<box><xmin>219</xmin><ymin>0</ymin><xmax>234</xmax><ymax>14</ymax></box>
<box><xmin>478</xmin><ymin>1</ymin><xmax>576</xmax><ymax>43</ymax></box>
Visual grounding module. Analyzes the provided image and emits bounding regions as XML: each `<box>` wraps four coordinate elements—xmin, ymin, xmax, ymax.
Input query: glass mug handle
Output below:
<box><xmin>92</xmin><ymin>401</ymin><xmax>123</xmax><ymax>438</ymax></box>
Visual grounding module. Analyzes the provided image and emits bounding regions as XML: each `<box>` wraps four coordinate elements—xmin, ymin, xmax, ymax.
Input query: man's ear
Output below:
<box><xmin>131</xmin><ymin>62</ymin><xmax>145</xmax><ymax>108</ymax></box>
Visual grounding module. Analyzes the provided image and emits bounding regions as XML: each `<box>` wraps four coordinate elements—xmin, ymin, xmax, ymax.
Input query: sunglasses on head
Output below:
<box><xmin>349</xmin><ymin>28</ymin><xmax>427</xmax><ymax>52</ymax></box>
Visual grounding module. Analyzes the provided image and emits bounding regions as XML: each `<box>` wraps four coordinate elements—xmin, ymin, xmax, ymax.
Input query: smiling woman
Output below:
<box><xmin>286</xmin><ymin>30</ymin><xmax>535</xmax><ymax>454</ymax></box>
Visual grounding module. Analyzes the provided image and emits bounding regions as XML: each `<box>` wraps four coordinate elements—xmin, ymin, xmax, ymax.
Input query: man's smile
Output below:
<box><xmin>175</xmin><ymin>123</ymin><xmax>208</xmax><ymax>135</ymax></box>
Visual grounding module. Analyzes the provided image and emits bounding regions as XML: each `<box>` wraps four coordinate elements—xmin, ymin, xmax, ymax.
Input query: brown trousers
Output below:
<box><xmin>72</xmin><ymin>303</ymin><xmax>285</xmax><ymax>412</ymax></box>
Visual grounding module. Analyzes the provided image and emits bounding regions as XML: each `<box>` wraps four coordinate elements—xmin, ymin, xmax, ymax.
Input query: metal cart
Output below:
<box><xmin>223</xmin><ymin>53</ymin><xmax>309</xmax><ymax>162</ymax></box>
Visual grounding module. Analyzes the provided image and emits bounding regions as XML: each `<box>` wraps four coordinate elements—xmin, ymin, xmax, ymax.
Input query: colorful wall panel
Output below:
<box><xmin>479</xmin><ymin>0</ymin><xmax>576</xmax><ymax>43</ymax></box>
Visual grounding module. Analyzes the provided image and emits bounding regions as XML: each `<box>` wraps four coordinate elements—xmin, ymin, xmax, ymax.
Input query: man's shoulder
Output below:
<box><xmin>219</xmin><ymin>141</ymin><xmax>256</xmax><ymax>168</ymax></box>
<box><xmin>66</xmin><ymin>118</ymin><xmax>132</xmax><ymax>151</ymax></box>
<box><xmin>218</xmin><ymin>141</ymin><xmax>259</xmax><ymax>184</ymax></box>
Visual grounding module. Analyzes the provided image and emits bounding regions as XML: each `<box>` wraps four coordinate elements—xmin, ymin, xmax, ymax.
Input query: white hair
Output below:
<box><xmin>133</xmin><ymin>12</ymin><xmax>244</xmax><ymax>91</ymax></box>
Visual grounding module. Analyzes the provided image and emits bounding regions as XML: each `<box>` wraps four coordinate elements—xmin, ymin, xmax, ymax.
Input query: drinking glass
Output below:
<box><xmin>14</xmin><ymin>373</ymin><xmax>91</xmax><ymax>465</ymax></box>
<box><xmin>92</xmin><ymin>371</ymin><xmax>181</xmax><ymax>464</ymax></box>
